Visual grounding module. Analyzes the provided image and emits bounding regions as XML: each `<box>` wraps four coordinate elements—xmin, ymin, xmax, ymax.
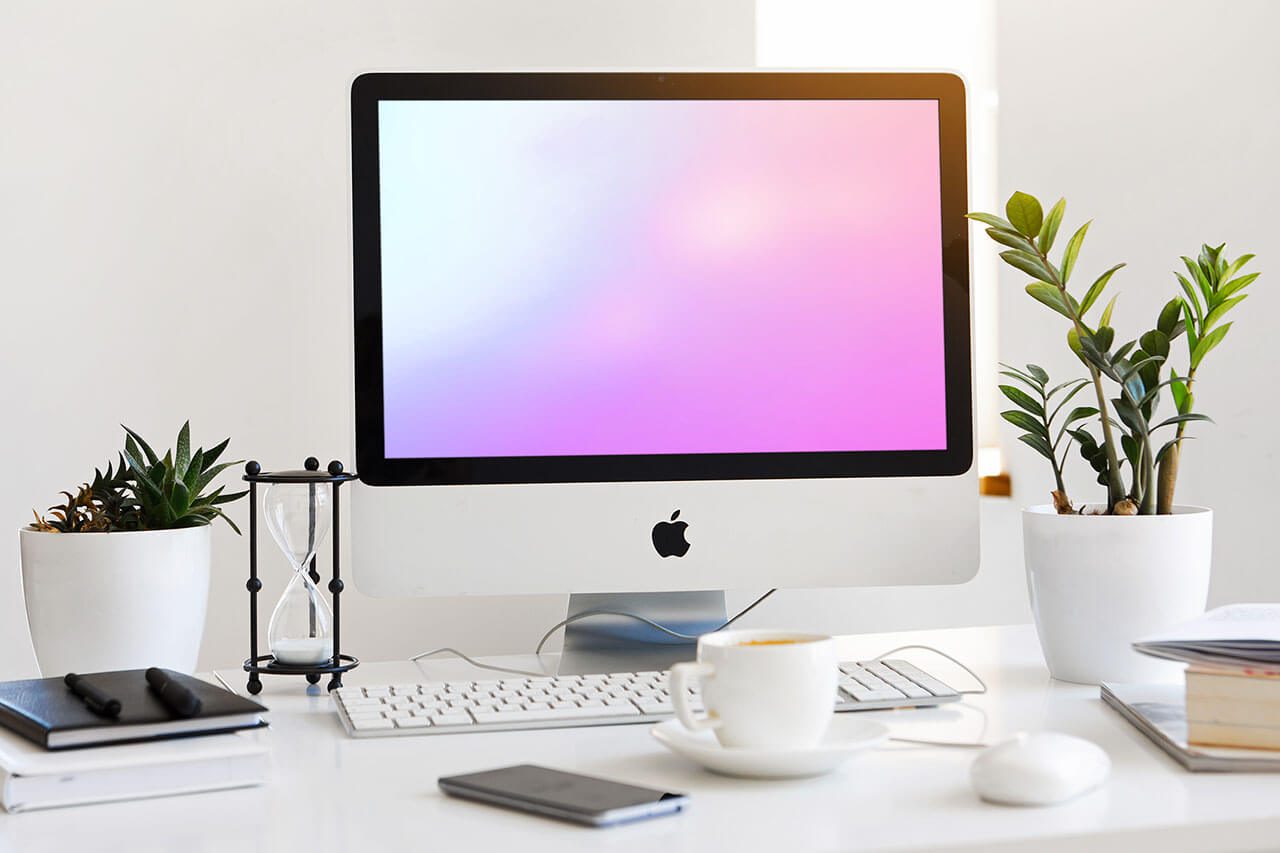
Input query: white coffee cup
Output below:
<box><xmin>668</xmin><ymin>629</ymin><xmax>837</xmax><ymax>749</ymax></box>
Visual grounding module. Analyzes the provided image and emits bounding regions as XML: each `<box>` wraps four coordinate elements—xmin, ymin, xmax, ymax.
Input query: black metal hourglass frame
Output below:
<box><xmin>242</xmin><ymin>458</ymin><xmax>359</xmax><ymax>694</ymax></box>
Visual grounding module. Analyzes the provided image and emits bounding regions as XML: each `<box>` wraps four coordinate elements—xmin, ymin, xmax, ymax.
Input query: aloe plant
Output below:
<box><xmin>971</xmin><ymin>192</ymin><xmax>1257</xmax><ymax>515</ymax></box>
<box><xmin>121</xmin><ymin>423</ymin><xmax>247</xmax><ymax>533</ymax></box>
<box><xmin>30</xmin><ymin>423</ymin><xmax>246</xmax><ymax>532</ymax></box>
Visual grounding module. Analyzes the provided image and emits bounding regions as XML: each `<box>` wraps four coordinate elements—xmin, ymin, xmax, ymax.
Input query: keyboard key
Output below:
<box><xmin>352</xmin><ymin>717</ymin><xmax>395</xmax><ymax>731</ymax></box>
<box><xmin>396</xmin><ymin>716</ymin><xmax>434</xmax><ymax>729</ymax></box>
<box><xmin>430</xmin><ymin>712</ymin><xmax>474</xmax><ymax>726</ymax></box>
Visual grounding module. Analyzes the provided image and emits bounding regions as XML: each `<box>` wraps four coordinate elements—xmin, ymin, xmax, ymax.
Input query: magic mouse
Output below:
<box><xmin>971</xmin><ymin>732</ymin><xmax>1110</xmax><ymax>806</ymax></box>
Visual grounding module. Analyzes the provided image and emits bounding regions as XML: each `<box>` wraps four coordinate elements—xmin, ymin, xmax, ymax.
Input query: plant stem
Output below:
<box><xmin>1030</xmin><ymin>244</ymin><xmax>1127</xmax><ymax>511</ymax></box>
<box><xmin>1156</xmin><ymin>366</ymin><xmax>1198</xmax><ymax>513</ymax></box>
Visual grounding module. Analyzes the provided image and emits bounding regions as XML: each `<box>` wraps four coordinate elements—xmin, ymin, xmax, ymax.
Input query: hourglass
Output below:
<box><xmin>242</xmin><ymin>458</ymin><xmax>358</xmax><ymax>694</ymax></box>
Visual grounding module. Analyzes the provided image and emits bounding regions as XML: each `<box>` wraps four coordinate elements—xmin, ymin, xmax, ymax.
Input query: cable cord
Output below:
<box><xmin>411</xmin><ymin>647</ymin><xmax>548</xmax><ymax>678</ymax></box>
<box><xmin>533</xmin><ymin>589</ymin><xmax>777</xmax><ymax>657</ymax></box>
<box><xmin>868</xmin><ymin>643</ymin><xmax>991</xmax><ymax>748</ymax></box>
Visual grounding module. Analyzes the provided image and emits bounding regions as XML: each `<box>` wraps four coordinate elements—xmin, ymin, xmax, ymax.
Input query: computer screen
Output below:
<box><xmin>377</xmin><ymin>99</ymin><xmax>945</xmax><ymax>460</ymax></box>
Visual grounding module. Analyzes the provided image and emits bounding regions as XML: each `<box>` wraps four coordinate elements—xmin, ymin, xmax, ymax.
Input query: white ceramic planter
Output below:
<box><xmin>19</xmin><ymin>526</ymin><xmax>212</xmax><ymax>676</ymax></box>
<box><xmin>1023</xmin><ymin>505</ymin><xmax>1212</xmax><ymax>685</ymax></box>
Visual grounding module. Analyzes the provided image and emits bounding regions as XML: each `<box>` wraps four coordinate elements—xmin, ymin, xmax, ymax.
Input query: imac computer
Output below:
<box><xmin>349</xmin><ymin>72</ymin><xmax>976</xmax><ymax>674</ymax></box>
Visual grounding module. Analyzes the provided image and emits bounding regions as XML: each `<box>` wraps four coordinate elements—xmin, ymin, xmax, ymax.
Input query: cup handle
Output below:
<box><xmin>669</xmin><ymin>661</ymin><xmax>719</xmax><ymax>732</ymax></box>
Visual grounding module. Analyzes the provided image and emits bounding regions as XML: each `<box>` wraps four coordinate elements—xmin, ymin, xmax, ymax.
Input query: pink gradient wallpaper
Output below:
<box><xmin>378</xmin><ymin>99</ymin><xmax>947</xmax><ymax>458</ymax></box>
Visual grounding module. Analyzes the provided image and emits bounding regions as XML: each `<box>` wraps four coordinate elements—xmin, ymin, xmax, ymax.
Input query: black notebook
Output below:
<box><xmin>0</xmin><ymin>670</ymin><xmax>266</xmax><ymax>750</ymax></box>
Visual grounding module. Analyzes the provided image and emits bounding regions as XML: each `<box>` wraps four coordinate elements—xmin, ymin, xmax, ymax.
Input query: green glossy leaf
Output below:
<box><xmin>1048</xmin><ymin>380</ymin><xmax>1091</xmax><ymax>423</ymax></box>
<box><xmin>1002</xmin><ymin>250</ymin><xmax>1058</xmax><ymax>284</ymax></box>
<box><xmin>1220</xmin><ymin>271</ymin><xmax>1259</xmax><ymax>300</ymax></box>
<box><xmin>1157</xmin><ymin>298</ymin><xmax>1183</xmax><ymax>338</ymax></box>
<box><xmin>1001</xmin><ymin>409</ymin><xmax>1048</xmax><ymax>438</ymax></box>
<box><xmin>1093</xmin><ymin>326</ymin><xmax>1115</xmax><ymax>353</ymax></box>
<box><xmin>1080</xmin><ymin>263</ymin><xmax>1124</xmax><ymax>315</ymax></box>
<box><xmin>999</xmin><ymin>384</ymin><xmax>1044</xmax><ymax>416</ymax></box>
<box><xmin>1005</xmin><ymin>191</ymin><xmax>1044</xmax><ymax>238</ymax></box>
<box><xmin>1025</xmin><ymin>282</ymin><xmax>1074</xmax><ymax>318</ymax></box>
<box><xmin>1191</xmin><ymin>322</ymin><xmax>1231</xmax><ymax>368</ymax></box>
<box><xmin>1099</xmin><ymin>294</ymin><xmax>1119</xmax><ymax>328</ymax></box>
<box><xmin>1016</xmin><ymin>432</ymin><xmax>1055</xmax><ymax>462</ymax></box>
<box><xmin>1176</xmin><ymin>274</ymin><xmax>1204</xmax><ymax>325</ymax></box>
<box><xmin>966</xmin><ymin>212</ymin><xmax>1014</xmax><ymax>230</ymax></box>
<box><xmin>1203</xmin><ymin>294</ymin><xmax>1247</xmax><ymax>330</ymax></box>
<box><xmin>1062</xmin><ymin>406</ymin><xmax>1099</xmax><ymax>426</ymax></box>
<box><xmin>1183</xmin><ymin>256</ymin><xmax>1212</xmax><ymax>303</ymax></box>
<box><xmin>1153</xmin><ymin>413</ymin><xmax>1213</xmax><ymax>431</ymax></box>
<box><xmin>1220</xmin><ymin>253</ymin><xmax>1254</xmax><ymax>284</ymax></box>
<box><xmin>1037</xmin><ymin>198</ymin><xmax>1066</xmax><ymax>254</ymax></box>
<box><xmin>986</xmin><ymin>227</ymin><xmax>1035</xmax><ymax>251</ymax></box>
<box><xmin>1059</xmin><ymin>220</ymin><xmax>1091</xmax><ymax>284</ymax></box>
<box><xmin>1026</xmin><ymin>364</ymin><xmax>1050</xmax><ymax>384</ymax></box>
<box><xmin>1139</xmin><ymin>329</ymin><xmax>1170</xmax><ymax>360</ymax></box>
<box><xmin>202</xmin><ymin>437</ymin><xmax>231</xmax><ymax>470</ymax></box>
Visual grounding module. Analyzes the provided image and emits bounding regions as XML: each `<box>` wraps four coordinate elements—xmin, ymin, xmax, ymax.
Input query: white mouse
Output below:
<box><xmin>970</xmin><ymin>732</ymin><xmax>1110</xmax><ymax>806</ymax></box>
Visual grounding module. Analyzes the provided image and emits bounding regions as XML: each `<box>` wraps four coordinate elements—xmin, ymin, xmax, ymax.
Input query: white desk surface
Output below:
<box><xmin>4</xmin><ymin>624</ymin><xmax>1279</xmax><ymax>853</ymax></box>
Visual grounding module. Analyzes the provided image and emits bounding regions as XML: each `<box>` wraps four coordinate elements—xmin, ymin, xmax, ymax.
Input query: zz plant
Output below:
<box><xmin>971</xmin><ymin>192</ymin><xmax>1257</xmax><ymax>515</ymax></box>
<box><xmin>31</xmin><ymin>422</ymin><xmax>246</xmax><ymax>533</ymax></box>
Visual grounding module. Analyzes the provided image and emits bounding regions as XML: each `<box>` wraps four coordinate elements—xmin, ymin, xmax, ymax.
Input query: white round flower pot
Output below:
<box><xmin>19</xmin><ymin>526</ymin><xmax>212</xmax><ymax>676</ymax></box>
<box><xmin>1023</xmin><ymin>505</ymin><xmax>1212</xmax><ymax>685</ymax></box>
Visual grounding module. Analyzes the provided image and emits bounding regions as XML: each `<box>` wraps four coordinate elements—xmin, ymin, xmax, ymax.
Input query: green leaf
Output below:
<box><xmin>1157</xmin><ymin>298</ymin><xmax>1183</xmax><ymax>337</ymax></box>
<box><xmin>1026</xmin><ymin>364</ymin><xmax>1050</xmax><ymax>384</ymax></box>
<box><xmin>985</xmin><ymin>227</ymin><xmax>1035</xmax><ymax>251</ymax></box>
<box><xmin>1191</xmin><ymin>322</ymin><xmax>1231</xmax><ymax>368</ymax></box>
<box><xmin>1037</xmin><ymin>198</ymin><xmax>1065</xmax><ymax>254</ymax></box>
<box><xmin>1176</xmin><ymin>274</ymin><xmax>1204</xmax><ymax>326</ymax></box>
<box><xmin>1139</xmin><ymin>329</ymin><xmax>1170</xmax><ymax>360</ymax></box>
<box><xmin>1005</xmin><ymin>191</ymin><xmax>1044</xmax><ymax>238</ymax></box>
<box><xmin>183</xmin><ymin>449</ymin><xmax>204</xmax><ymax>492</ymax></box>
<box><xmin>1046</xmin><ymin>377</ymin><xmax>1089</xmax><ymax>398</ymax></box>
<box><xmin>1062</xmin><ymin>406</ymin><xmax>1099</xmax><ymax>426</ymax></box>
<box><xmin>1093</xmin><ymin>326</ymin><xmax>1115</xmax><ymax>353</ymax></box>
<box><xmin>1025</xmin><ymin>282</ymin><xmax>1075</xmax><ymax>318</ymax></box>
<box><xmin>1220</xmin><ymin>271</ymin><xmax>1259</xmax><ymax>300</ymax></box>
<box><xmin>1203</xmin><ymin>294</ymin><xmax>1247</xmax><ymax>330</ymax></box>
<box><xmin>170</xmin><ymin>480</ymin><xmax>191</xmax><ymax>516</ymax></box>
<box><xmin>999</xmin><ymin>384</ymin><xmax>1044</xmax><ymax>416</ymax></box>
<box><xmin>1001</xmin><ymin>409</ymin><xmax>1048</xmax><ymax>438</ymax></box>
<box><xmin>1059</xmin><ymin>220</ymin><xmax>1091</xmax><ymax>284</ymax></box>
<box><xmin>1002</xmin><ymin>250</ymin><xmax>1058</xmax><ymax>284</ymax></box>
<box><xmin>1183</xmin><ymin>256</ymin><xmax>1212</xmax><ymax>303</ymax></box>
<box><xmin>1153</xmin><ymin>413</ymin><xmax>1213</xmax><ymax>431</ymax></box>
<box><xmin>193</xmin><ymin>460</ymin><xmax>241</xmax><ymax>496</ymax></box>
<box><xmin>174</xmin><ymin>421</ymin><xmax>191</xmax><ymax>478</ymax></box>
<box><xmin>1016</xmin><ymin>432</ymin><xmax>1055</xmax><ymax>462</ymax></box>
<box><xmin>1183</xmin><ymin>310</ymin><xmax>1199</xmax><ymax>354</ymax></box>
<box><xmin>202</xmin><ymin>437</ymin><xmax>231</xmax><ymax>470</ymax></box>
<box><xmin>1219</xmin><ymin>253</ymin><xmax>1254</xmax><ymax>284</ymax></box>
<box><xmin>966</xmin><ymin>212</ymin><xmax>1014</xmax><ymax>230</ymax></box>
<box><xmin>122</xmin><ymin>426</ymin><xmax>160</xmax><ymax>466</ymax></box>
<box><xmin>1170</xmin><ymin>369</ymin><xmax>1189</xmax><ymax>414</ymax></box>
<box><xmin>1099</xmin><ymin>294</ymin><xmax>1119</xmax><ymax>328</ymax></box>
<box><xmin>1079</xmin><ymin>263</ymin><xmax>1124</xmax><ymax>316</ymax></box>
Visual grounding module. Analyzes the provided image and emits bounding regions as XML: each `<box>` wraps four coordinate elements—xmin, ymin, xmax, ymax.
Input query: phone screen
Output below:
<box><xmin>439</xmin><ymin>764</ymin><xmax>688</xmax><ymax>826</ymax></box>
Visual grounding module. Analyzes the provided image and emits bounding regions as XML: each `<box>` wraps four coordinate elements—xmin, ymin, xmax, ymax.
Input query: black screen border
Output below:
<box><xmin>351</xmin><ymin>72</ymin><xmax>972</xmax><ymax>486</ymax></box>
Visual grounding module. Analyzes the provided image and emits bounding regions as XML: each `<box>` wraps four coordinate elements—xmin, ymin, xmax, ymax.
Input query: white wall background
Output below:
<box><xmin>7</xmin><ymin>0</ymin><xmax>1275</xmax><ymax>680</ymax></box>
<box><xmin>0</xmin><ymin>0</ymin><xmax>755</xmax><ymax>679</ymax></box>
<box><xmin>995</xmin><ymin>0</ymin><xmax>1280</xmax><ymax>607</ymax></box>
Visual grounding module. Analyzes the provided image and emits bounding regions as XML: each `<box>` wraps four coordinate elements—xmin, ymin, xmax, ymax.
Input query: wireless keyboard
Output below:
<box><xmin>334</xmin><ymin>659</ymin><xmax>960</xmax><ymax>737</ymax></box>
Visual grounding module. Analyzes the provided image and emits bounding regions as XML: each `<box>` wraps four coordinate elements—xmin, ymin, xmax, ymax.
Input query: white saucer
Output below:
<box><xmin>651</xmin><ymin>718</ymin><xmax>889</xmax><ymax>779</ymax></box>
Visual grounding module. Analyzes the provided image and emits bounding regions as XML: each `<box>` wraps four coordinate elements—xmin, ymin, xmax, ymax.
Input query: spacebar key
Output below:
<box><xmin>474</xmin><ymin>705</ymin><xmax>641</xmax><ymax>725</ymax></box>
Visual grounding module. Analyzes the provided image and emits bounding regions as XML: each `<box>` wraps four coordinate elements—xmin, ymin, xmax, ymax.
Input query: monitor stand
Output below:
<box><xmin>556</xmin><ymin>590</ymin><xmax>726</xmax><ymax>675</ymax></box>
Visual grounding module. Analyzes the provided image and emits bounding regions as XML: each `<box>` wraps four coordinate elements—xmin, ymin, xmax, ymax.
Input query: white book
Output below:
<box><xmin>1132</xmin><ymin>603</ymin><xmax>1280</xmax><ymax>670</ymax></box>
<box><xmin>0</xmin><ymin>726</ymin><xmax>269</xmax><ymax>813</ymax></box>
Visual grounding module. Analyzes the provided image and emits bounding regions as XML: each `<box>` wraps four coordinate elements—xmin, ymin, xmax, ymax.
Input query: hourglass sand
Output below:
<box><xmin>242</xmin><ymin>459</ymin><xmax>358</xmax><ymax>694</ymax></box>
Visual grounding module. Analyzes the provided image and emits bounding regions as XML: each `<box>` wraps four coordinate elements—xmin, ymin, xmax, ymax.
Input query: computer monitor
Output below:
<box><xmin>349</xmin><ymin>72</ymin><xmax>976</xmax><ymax>670</ymax></box>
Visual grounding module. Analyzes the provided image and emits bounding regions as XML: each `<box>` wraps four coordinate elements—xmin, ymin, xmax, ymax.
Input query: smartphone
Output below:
<box><xmin>438</xmin><ymin>764</ymin><xmax>690</xmax><ymax>827</ymax></box>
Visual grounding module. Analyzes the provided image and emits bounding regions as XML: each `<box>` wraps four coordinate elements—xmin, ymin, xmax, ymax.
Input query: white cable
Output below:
<box><xmin>533</xmin><ymin>589</ymin><xmax>777</xmax><ymax>656</ymax></box>
<box><xmin>410</xmin><ymin>647</ymin><xmax>547</xmax><ymax>678</ymax></box>
<box><xmin>871</xmin><ymin>644</ymin><xmax>988</xmax><ymax>695</ymax></box>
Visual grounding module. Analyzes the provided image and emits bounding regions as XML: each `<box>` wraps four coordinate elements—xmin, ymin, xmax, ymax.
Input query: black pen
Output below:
<box><xmin>64</xmin><ymin>673</ymin><xmax>122</xmax><ymax>718</ymax></box>
<box><xmin>145</xmin><ymin>668</ymin><xmax>203</xmax><ymax>718</ymax></box>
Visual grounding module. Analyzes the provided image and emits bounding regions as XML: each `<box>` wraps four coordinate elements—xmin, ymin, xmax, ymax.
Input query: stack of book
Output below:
<box><xmin>1106</xmin><ymin>603</ymin><xmax>1280</xmax><ymax>767</ymax></box>
<box><xmin>0</xmin><ymin>668</ymin><xmax>268</xmax><ymax>812</ymax></box>
<box><xmin>1135</xmin><ymin>603</ymin><xmax>1280</xmax><ymax>750</ymax></box>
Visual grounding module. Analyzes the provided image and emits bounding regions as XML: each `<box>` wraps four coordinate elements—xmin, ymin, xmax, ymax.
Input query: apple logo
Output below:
<box><xmin>651</xmin><ymin>510</ymin><xmax>691</xmax><ymax>558</ymax></box>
